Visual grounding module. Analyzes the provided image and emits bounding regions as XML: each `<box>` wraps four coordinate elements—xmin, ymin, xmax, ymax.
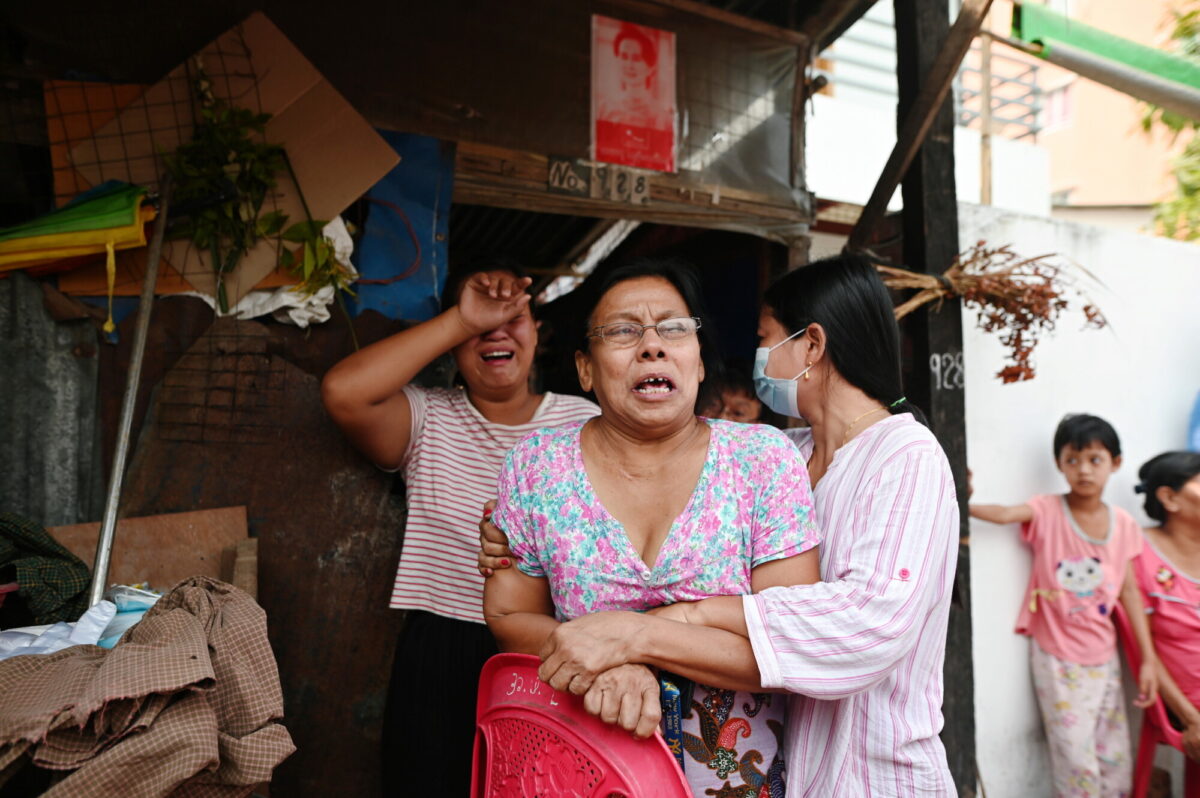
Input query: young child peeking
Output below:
<box><xmin>971</xmin><ymin>414</ymin><xmax>1158</xmax><ymax>797</ymax></box>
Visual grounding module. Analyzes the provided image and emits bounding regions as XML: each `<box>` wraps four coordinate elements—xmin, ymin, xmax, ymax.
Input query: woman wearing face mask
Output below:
<box><xmin>480</xmin><ymin>253</ymin><xmax>960</xmax><ymax>796</ymax></box>
<box><xmin>322</xmin><ymin>262</ymin><xmax>599</xmax><ymax>796</ymax></box>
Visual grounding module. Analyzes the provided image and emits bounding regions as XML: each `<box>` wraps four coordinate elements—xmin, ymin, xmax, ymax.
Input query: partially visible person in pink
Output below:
<box><xmin>484</xmin><ymin>259</ymin><xmax>820</xmax><ymax>798</ymax></box>
<box><xmin>1132</xmin><ymin>451</ymin><xmax>1200</xmax><ymax>792</ymax></box>
<box><xmin>972</xmin><ymin>414</ymin><xmax>1158</xmax><ymax>797</ymax></box>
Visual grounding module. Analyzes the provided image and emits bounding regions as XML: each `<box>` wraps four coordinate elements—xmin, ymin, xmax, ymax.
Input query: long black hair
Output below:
<box><xmin>580</xmin><ymin>258</ymin><xmax>723</xmax><ymax>396</ymax></box>
<box><xmin>762</xmin><ymin>253</ymin><xmax>923</xmax><ymax>423</ymax></box>
<box><xmin>1137</xmin><ymin>451</ymin><xmax>1200</xmax><ymax>523</ymax></box>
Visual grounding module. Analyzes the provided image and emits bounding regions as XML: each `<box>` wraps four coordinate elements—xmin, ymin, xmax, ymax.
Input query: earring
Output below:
<box><xmin>804</xmin><ymin>362</ymin><xmax>812</xmax><ymax>381</ymax></box>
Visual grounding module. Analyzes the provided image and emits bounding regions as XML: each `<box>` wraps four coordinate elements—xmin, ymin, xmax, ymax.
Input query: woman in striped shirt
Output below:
<box><xmin>483</xmin><ymin>254</ymin><xmax>961</xmax><ymax>796</ymax></box>
<box><xmin>322</xmin><ymin>262</ymin><xmax>598</xmax><ymax>796</ymax></box>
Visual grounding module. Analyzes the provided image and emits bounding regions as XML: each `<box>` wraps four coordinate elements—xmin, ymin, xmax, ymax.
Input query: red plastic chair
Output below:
<box><xmin>471</xmin><ymin>653</ymin><xmax>691</xmax><ymax>798</ymax></box>
<box><xmin>1112</xmin><ymin>603</ymin><xmax>1197</xmax><ymax>798</ymax></box>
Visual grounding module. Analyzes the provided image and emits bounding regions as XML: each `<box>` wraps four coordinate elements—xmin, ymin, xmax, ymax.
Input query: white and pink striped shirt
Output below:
<box><xmin>389</xmin><ymin>386</ymin><xmax>599</xmax><ymax>622</ymax></box>
<box><xmin>743</xmin><ymin>414</ymin><xmax>959</xmax><ymax>797</ymax></box>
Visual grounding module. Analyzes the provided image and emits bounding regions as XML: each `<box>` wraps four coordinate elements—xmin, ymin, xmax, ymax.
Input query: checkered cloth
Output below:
<box><xmin>0</xmin><ymin>576</ymin><xmax>294</xmax><ymax>797</ymax></box>
<box><xmin>0</xmin><ymin>512</ymin><xmax>89</xmax><ymax>624</ymax></box>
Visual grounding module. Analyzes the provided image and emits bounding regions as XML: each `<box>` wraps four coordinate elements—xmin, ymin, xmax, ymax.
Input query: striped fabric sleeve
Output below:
<box><xmin>492</xmin><ymin>442</ymin><xmax>545</xmax><ymax>578</ymax></box>
<box><xmin>397</xmin><ymin>384</ymin><xmax>429</xmax><ymax>470</ymax></box>
<box><xmin>743</xmin><ymin>444</ymin><xmax>956</xmax><ymax>699</ymax></box>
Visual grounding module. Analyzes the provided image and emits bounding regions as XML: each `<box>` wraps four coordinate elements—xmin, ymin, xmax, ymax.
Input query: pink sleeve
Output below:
<box><xmin>492</xmin><ymin>445</ymin><xmax>546</xmax><ymax>579</ymax></box>
<box><xmin>1123</xmin><ymin>513</ymin><xmax>1145</xmax><ymax>563</ymax></box>
<box><xmin>1131</xmin><ymin>550</ymin><xmax>1158</xmax><ymax>613</ymax></box>
<box><xmin>1020</xmin><ymin>494</ymin><xmax>1051</xmax><ymax>544</ymax></box>
<box><xmin>397</xmin><ymin>384</ymin><xmax>429</xmax><ymax>470</ymax></box>
<box><xmin>750</xmin><ymin>431</ymin><xmax>820</xmax><ymax>567</ymax></box>
<box><xmin>743</xmin><ymin>444</ymin><xmax>958</xmax><ymax>698</ymax></box>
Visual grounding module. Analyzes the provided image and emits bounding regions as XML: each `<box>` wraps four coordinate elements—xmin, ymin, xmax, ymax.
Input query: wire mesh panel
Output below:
<box><xmin>156</xmin><ymin>318</ymin><xmax>288</xmax><ymax>446</ymax></box>
<box><xmin>42</xmin><ymin>29</ymin><xmax>265</xmax><ymax>206</ymax></box>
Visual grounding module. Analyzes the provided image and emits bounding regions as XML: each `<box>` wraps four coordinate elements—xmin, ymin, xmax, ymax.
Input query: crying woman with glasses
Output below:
<box><xmin>483</xmin><ymin>259</ymin><xmax>821</xmax><ymax>797</ymax></box>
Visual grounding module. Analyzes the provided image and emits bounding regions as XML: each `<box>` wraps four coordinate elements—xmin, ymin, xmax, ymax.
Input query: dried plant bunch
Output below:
<box><xmin>873</xmin><ymin>242</ymin><xmax>1107</xmax><ymax>383</ymax></box>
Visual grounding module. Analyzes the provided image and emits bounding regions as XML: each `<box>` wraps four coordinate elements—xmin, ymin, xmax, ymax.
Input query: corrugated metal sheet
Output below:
<box><xmin>0</xmin><ymin>272</ymin><xmax>104</xmax><ymax>526</ymax></box>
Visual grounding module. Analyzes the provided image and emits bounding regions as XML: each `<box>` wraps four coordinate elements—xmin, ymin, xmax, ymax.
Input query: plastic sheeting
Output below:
<box><xmin>347</xmin><ymin>131</ymin><xmax>454</xmax><ymax>322</ymax></box>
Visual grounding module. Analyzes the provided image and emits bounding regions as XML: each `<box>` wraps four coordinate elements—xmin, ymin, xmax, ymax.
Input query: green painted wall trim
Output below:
<box><xmin>1012</xmin><ymin>3</ymin><xmax>1200</xmax><ymax>90</ymax></box>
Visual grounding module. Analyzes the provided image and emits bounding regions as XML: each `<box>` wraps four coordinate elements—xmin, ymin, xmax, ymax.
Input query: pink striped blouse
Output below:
<box><xmin>743</xmin><ymin>414</ymin><xmax>959</xmax><ymax>796</ymax></box>
<box><xmin>389</xmin><ymin>386</ymin><xmax>599</xmax><ymax>621</ymax></box>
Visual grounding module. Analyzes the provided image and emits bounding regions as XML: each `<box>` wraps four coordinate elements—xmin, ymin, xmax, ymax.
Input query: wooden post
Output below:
<box><xmin>893</xmin><ymin>0</ymin><xmax>975</xmax><ymax>795</ymax></box>
<box><xmin>847</xmin><ymin>0</ymin><xmax>992</xmax><ymax>252</ymax></box>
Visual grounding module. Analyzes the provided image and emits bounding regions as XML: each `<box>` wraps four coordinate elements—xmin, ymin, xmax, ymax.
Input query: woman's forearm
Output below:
<box><xmin>324</xmin><ymin>307</ymin><xmax>470</xmax><ymax>409</ymax></box>
<box><xmin>488</xmin><ymin>612</ymin><xmax>560</xmax><ymax>656</ymax></box>
<box><xmin>1157</xmin><ymin>659</ymin><xmax>1200</xmax><ymax>728</ymax></box>
<box><xmin>631</xmin><ymin>614</ymin><xmax>774</xmax><ymax>693</ymax></box>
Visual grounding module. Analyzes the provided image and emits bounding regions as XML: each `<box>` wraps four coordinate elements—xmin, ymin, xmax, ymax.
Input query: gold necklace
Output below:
<box><xmin>841</xmin><ymin>406</ymin><xmax>888</xmax><ymax>447</ymax></box>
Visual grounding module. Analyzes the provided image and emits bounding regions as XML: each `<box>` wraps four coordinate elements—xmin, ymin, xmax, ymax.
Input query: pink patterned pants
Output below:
<box><xmin>1031</xmin><ymin>641</ymin><xmax>1132</xmax><ymax>798</ymax></box>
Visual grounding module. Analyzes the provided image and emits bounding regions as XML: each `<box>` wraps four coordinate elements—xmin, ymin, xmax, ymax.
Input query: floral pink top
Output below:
<box><xmin>494</xmin><ymin>418</ymin><xmax>820</xmax><ymax>797</ymax></box>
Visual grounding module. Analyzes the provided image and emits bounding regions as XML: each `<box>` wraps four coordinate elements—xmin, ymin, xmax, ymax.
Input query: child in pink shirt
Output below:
<box><xmin>972</xmin><ymin>414</ymin><xmax>1158</xmax><ymax>798</ymax></box>
<box><xmin>1132</xmin><ymin>451</ymin><xmax>1200</xmax><ymax>794</ymax></box>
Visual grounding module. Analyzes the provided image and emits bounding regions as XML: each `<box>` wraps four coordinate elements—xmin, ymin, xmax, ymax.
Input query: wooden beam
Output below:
<box><xmin>452</xmin><ymin>141</ymin><xmax>812</xmax><ymax>241</ymax></box>
<box><xmin>641</xmin><ymin>0</ymin><xmax>809</xmax><ymax>45</ymax></box>
<box><xmin>846</xmin><ymin>0</ymin><xmax>993</xmax><ymax>253</ymax></box>
<box><xmin>893</xmin><ymin>0</ymin><xmax>975</xmax><ymax>793</ymax></box>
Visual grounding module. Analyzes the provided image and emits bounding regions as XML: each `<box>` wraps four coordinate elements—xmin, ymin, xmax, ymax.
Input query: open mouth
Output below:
<box><xmin>633</xmin><ymin>376</ymin><xmax>675</xmax><ymax>395</ymax></box>
<box><xmin>480</xmin><ymin>350</ymin><xmax>515</xmax><ymax>363</ymax></box>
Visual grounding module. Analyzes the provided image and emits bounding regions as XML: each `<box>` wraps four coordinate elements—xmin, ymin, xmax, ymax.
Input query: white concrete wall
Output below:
<box><xmin>806</xmin><ymin>94</ymin><xmax>1051</xmax><ymax>218</ymax></box>
<box><xmin>960</xmin><ymin>203</ymin><xmax>1200</xmax><ymax>796</ymax></box>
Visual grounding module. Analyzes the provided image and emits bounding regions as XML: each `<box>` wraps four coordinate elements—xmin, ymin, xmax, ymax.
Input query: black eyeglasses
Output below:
<box><xmin>587</xmin><ymin>316</ymin><xmax>702</xmax><ymax>347</ymax></box>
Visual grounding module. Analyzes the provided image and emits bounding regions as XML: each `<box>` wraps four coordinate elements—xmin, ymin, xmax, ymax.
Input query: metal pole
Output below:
<box><xmin>87</xmin><ymin>178</ymin><xmax>172</xmax><ymax>606</ymax></box>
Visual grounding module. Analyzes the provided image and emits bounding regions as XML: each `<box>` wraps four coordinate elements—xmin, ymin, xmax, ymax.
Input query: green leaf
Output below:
<box><xmin>303</xmin><ymin>242</ymin><xmax>315</xmax><ymax>279</ymax></box>
<box><xmin>256</xmin><ymin>210</ymin><xmax>288</xmax><ymax>237</ymax></box>
<box><xmin>281</xmin><ymin>220</ymin><xmax>328</xmax><ymax>243</ymax></box>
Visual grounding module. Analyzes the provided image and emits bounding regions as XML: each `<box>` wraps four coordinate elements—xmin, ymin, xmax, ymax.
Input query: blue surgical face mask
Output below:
<box><xmin>752</xmin><ymin>329</ymin><xmax>812</xmax><ymax>419</ymax></box>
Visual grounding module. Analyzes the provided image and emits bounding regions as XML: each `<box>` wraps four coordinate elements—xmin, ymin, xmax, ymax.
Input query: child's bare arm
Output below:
<box><xmin>968</xmin><ymin>503</ymin><xmax>1034</xmax><ymax>525</ymax></box>
<box><xmin>1118</xmin><ymin>564</ymin><xmax>1159</xmax><ymax>708</ymax></box>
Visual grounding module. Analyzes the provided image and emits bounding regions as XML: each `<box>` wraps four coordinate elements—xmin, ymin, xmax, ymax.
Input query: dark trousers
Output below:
<box><xmin>381</xmin><ymin>610</ymin><xmax>498</xmax><ymax>797</ymax></box>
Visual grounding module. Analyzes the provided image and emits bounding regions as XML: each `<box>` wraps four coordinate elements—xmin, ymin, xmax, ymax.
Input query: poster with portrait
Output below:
<box><xmin>591</xmin><ymin>15</ymin><xmax>676</xmax><ymax>173</ymax></box>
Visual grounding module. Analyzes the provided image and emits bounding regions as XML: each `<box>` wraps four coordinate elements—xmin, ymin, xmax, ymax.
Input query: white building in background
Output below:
<box><xmin>806</xmin><ymin>3</ymin><xmax>1197</xmax><ymax>796</ymax></box>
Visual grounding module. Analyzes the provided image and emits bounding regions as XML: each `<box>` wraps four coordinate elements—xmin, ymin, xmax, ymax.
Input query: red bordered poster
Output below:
<box><xmin>591</xmin><ymin>15</ymin><xmax>676</xmax><ymax>173</ymax></box>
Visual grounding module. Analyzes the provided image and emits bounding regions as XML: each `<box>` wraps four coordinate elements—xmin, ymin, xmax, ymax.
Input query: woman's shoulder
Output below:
<box><xmin>868</xmin><ymin>413</ymin><xmax>945</xmax><ymax>459</ymax></box>
<box><xmin>708</xmin><ymin>420</ymin><xmax>807</xmax><ymax>470</ymax></box>
<box><xmin>708</xmin><ymin>418</ymin><xmax>795</xmax><ymax>449</ymax></box>
<box><xmin>508</xmin><ymin>419</ymin><xmax>586</xmax><ymax>464</ymax></box>
<box><xmin>542</xmin><ymin>392</ymin><xmax>601</xmax><ymax>422</ymax></box>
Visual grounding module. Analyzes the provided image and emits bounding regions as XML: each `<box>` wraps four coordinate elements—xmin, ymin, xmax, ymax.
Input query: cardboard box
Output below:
<box><xmin>67</xmin><ymin>12</ymin><xmax>398</xmax><ymax>306</ymax></box>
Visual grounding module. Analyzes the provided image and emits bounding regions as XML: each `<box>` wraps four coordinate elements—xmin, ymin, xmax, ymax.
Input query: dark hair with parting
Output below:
<box><xmin>440</xmin><ymin>257</ymin><xmax>533</xmax><ymax>315</ymax></box>
<box><xmin>581</xmin><ymin>258</ymin><xmax>723</xmax><ymax>393</ymax></box>
<box><xmin>1052</xmin><ymin>414</ymin><xmax>1121</xmax><ymax>460</ymax></box>
<box><xmin>1137</xmin><ymin>451</ymin><xmax>1200</xmax><ymax>523</ymax></box>
<box><xmin>761</xmin><ymin>252</ymin><xmax>924</xmax><ymax>424</ymax></box>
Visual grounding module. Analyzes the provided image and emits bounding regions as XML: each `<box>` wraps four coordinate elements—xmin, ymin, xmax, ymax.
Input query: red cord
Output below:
<box><xmin>355</xmin><ymin>198</ymin><xmax>424</xmax><ymax>285</ymax></box>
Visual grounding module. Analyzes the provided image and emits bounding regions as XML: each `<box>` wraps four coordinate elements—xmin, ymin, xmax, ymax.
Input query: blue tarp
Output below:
<box><xmin>347</xmin><ymin>131</ymin><xmax>455</xmax><ymax>321</ymax></box>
